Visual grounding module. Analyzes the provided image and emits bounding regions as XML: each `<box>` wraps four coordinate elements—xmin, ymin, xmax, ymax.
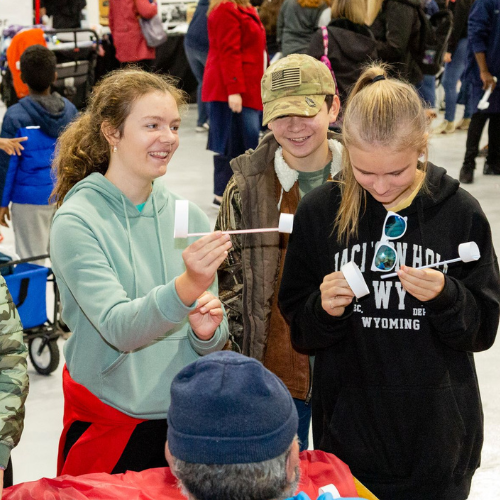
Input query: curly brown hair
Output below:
<box><xmin>51</xmin><ymin>68</ymin><xmax>187</xmax><ymax>207</ymax></box>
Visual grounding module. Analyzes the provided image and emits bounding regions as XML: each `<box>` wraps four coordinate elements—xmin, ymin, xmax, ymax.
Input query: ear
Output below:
<box><xmin>101</xmin><ymin>121</ymin><xmax>120</xmax><ymax>148</ymax></box>
<box><xmin>285</xmin><ymin>439</ymin><xmax>300</xmax><ymax>484</ymax></box>
<box><xmin>267</xmin><ymin>120</ymin><xmax>274</xmax><ymax>132</ymax></box>
<box><xmin>165</xmin><ymin>441</ymin><xmax>176</xmax><ymax>474</ymax></box>
<box><xmin>328</xmin><ymin>95</ymin><xmax>341</xmax><ymax>123</ymax></box>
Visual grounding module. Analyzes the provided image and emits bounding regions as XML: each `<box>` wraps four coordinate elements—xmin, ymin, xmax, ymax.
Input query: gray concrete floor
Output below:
<box><xmin>2</xmin><ymin>102</ymin><xmax>499</xmax><ymax>498</ymax></box>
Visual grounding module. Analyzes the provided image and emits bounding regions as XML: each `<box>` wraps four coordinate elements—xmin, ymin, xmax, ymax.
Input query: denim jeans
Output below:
<box><xmin>293</xmin><ymin>398</ymin><xmax>312</xmax><ymax>452</ymax></box>
<box><xmin>211</xmin><ymin>106</ymin><xmax>262</xmax><ymax>196</ymax></box>
<box><xmin>416</xmin><ymin>74</ymin><xmax>436</xmax><ymax>108</ymax></box>
<box><xmin>183</xmin><ymin>43</ymin><xmax>209</xmax><ymax>127</ymax></box>
<box><xmin>442</xmin><ymin>38</ymin><xmax>472</xmax><ymax>121</ymax></box>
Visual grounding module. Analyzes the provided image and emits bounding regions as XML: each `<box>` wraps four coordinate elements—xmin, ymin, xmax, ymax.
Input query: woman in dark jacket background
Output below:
<box><xmin>369</xmin><ymin>0</ymin><xmax>423</xmax><ymax>85</ymax></box>
<box><xmin>308</xmin><ymin>0</ymin><xmax>377</xmax><ymax>106</ymax></box>
<box><xmin>42</xmin><ymin>0</ymin><xmax>86</xmax><ymax>29</ymax></box>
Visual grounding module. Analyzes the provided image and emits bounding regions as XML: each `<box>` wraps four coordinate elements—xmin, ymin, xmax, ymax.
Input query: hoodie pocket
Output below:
<box><xmin>100</xmin><ymin>335</ymin><xmax>199</xmax><ymax>418</ymax></box>
<box><xmin>328</xmin><ymin>386</ymin><xmax>466</xmax><ymax>480</ymax></box>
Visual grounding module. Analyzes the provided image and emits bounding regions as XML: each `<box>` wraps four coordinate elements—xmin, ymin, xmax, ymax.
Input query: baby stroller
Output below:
<box><xmin>0</xmin><ymin>254</ymin><xmax>64</xmax><ymax>375</ymax></box>
<box><xmin>0</xmin><ymin>26</ymin><xmax>99</xmax><ymax>110</ymax></box>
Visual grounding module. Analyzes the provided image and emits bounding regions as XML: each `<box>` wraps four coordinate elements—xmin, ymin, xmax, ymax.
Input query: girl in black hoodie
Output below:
<box><xmin>307</xmin><ymin>0</ymin><xmax>377</xmax><ymax>106</ymax></box>
<box><xmin>279</xmin><ymin>64</ymin><xmax>500</xmax><ymax>500</ymax></box>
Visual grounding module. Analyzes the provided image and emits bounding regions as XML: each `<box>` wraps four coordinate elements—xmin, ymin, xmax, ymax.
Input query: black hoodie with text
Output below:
<box><xmin>279</xmin><ymin>163</ymin><xmax>500</xmax><ymax>500</ymax></box>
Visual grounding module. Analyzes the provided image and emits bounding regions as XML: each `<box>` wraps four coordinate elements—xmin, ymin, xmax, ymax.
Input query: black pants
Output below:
<box><xmin>3</xmin><ymin>458</ymin><xmax>12</xmax><ymax>488</ymax></box>
<box><xmin>462</xmin><ymin>112</ymin><xmax>500</xmax><ymax>169</ymax></box>
<box><xmin>62</xmin><ymin>419</ymin><xmax>168</xmax><ymax>474</ymax></box>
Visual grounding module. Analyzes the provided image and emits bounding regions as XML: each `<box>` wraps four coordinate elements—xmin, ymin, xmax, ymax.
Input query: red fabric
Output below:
<box><xmin>108</xmin><ymin>0</ymin><xmax>158</xmax><ymax>63</ymax></box>
<box><xmin>6</xmin><ymin>29</ymin><xmax>47</xmax><ymax>99</ymax></box>
<box><xmin>35</xmin><ymin>0</ymin><xmax>40</xmax><ymax>24</ymax></box>
<box><xmin>298</xmin><ymin>450</ymin><xmax>359</xmax><ymax>497</ymax></box>
<box><xmin>58</xmin><ymin>365</ymin><xmax>146</xmax><ymax>476</ymax></box>
<box><xmin>202</xmin><ymin>2</ymin><xmax>266</xmax><ymax>110</ymax></box>
<box><xmin>5</xmin><ymin>450</ymin><xmax>360</xmax><ymax>499</ymax></box>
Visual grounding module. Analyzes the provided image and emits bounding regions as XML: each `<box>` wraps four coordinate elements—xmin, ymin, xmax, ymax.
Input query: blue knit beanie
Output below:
<box><xmin>167</xmin><ymin>351</ymin><xmax>299</xmax><ymax>464</ymax></box>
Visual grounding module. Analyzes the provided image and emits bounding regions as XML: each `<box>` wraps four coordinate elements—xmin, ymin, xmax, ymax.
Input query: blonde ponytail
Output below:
<box><xmin>334</xmin><ymin>63</ymin><xmax>428</xmax><ymax>244</ymax></box>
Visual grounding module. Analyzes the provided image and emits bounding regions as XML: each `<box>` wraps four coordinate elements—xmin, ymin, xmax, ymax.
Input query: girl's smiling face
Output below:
<box><xmin>110</xmin><ymin>91</ymin><xmax>181</xmax><ymax>184</ymax></box>
<box><xmin>349</xmin><ymin>142</ymin><xmax>421</xmax><ymax>208</ymax></box>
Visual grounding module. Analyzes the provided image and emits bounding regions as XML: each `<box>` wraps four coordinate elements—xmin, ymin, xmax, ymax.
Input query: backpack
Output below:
<box><xmin>389</xmin><ymin>0</ymin><xmax>453</xmax><ymax>76</ymax></box>
<box><xmin>417</xmin><ymin>9</ymin><xmax>454</xmax><ymax>75</ymax></box>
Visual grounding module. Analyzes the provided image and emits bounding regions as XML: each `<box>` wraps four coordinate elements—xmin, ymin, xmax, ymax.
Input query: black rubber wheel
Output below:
<box><xmin>28</xmin><ymin>338</ymin><xmax>60</xmax><ymax>375</ymax></box>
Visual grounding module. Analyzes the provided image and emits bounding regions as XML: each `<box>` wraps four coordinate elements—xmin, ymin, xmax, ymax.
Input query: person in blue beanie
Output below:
<box><xmin>165</xmin><ymin>351</ymin><xmax>367</xmax><ymax>500</ymax></box>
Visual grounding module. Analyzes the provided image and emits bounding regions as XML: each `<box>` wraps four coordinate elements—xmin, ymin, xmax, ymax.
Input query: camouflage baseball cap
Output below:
<box><xmin>261</xmin><ymin>54</ymin><xmax>336</xmax><ymax>125</ymax></box>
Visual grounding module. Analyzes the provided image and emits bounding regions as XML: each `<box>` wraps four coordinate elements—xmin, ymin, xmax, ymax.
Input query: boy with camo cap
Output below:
<box><xmin>216</xmin><ymin>54</ymin><xmax>342</xmax><ymax>450</ymax></box>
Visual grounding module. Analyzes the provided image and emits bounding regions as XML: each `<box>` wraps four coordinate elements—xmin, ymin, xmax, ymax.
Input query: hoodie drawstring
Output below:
<box><xmin>152</xmin><ymin>194</ymin><xmax>168</xmax><ymax>285</ymax></box>
<box><xmin>121</xmin><ymin>195</ymin><xmax>140</xmax><ymax>297</ymax></box>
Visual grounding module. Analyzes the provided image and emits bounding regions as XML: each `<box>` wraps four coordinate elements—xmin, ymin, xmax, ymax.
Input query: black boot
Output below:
<box><xmin>483</xmin><ymin>163</ymin><xmax>500</xmax><ymax>175</ymax></box>
<box><xmin>459</xmin><ymin>166</ymin><xmax>474</xmax><ymax>184</ymax></box>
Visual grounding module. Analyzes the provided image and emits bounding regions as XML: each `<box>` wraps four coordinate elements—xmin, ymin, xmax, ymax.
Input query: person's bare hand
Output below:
<box><xmin>480</xmin><ymin>70</ymin><xmax>496</xmax><ymax>91</ymax></box>
<box><xmin>320</xmin><ymin>271</ymin><xmax>355</xmax><ymax>317</ymax></box>
<box><xmin>0</xmin><ymin>207</ymin><xmax>10</xmax><ymax>228</ymax></box>
<box><xmin>228</xmin><ymin>94</ymin><xmax>243</xmax><ymax>113</ymax></box>
<box><xmin>397</xmin><ymin>265</ymin><xmax>445</xmax><ymax>302</ymax></box>
<box><xmin>189</xmin><ymin>291</ymin><xmax>224</xmax><ymax>340</ymax></box>
<box><xmin>443</xmin><ymin>52</ymin><xmax>452</xmax><ymax>64</ymax></box>
<box><xmin>0</xmin><ymin>137</ymin><xmax>27</xmax><ymax>155</ymax></box>
<box><xmin>176</xmin><ymin>232</ymin><xmax>232</xmax><ymax>306</ymax></box>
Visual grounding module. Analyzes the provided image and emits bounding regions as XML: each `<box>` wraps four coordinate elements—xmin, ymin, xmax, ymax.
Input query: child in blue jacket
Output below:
<box><xmin>0</xmin><ymin>44</ymin><xmax>77</xmax><ymax>261</ymax></box>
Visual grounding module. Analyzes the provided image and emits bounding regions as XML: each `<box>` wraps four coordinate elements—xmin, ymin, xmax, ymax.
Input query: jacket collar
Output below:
<box><xmin>231</xmin><ymin>130</ymin><xmax>342</xmax><ymax>179</ymax></box>
<box><xmin>274</xmin><ymin>138</ymin><xmax>343</xmax><ymax>192</ymax></box>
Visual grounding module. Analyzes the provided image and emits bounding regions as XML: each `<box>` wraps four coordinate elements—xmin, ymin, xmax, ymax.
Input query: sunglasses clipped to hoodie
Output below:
<box><xmin>371</xmin><ymin>211</ymin><xmax>407</xmax><ymax>273</ymax></box>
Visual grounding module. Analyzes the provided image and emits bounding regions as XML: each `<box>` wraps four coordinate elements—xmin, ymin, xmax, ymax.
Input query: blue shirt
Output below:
<box><xmin>287</xmin><ymin>493</ymin><xmax>366</xmax><ymax>500</ymax></box>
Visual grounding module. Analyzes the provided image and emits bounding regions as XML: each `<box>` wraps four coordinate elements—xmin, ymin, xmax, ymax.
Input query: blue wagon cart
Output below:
<box><xmin>1</xmin><ymin>254</ymin><xmax>65</xmax><ymax>375</ymax></box>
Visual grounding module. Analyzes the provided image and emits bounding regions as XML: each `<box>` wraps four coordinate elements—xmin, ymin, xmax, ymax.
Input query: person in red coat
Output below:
<box><xmin>202</xmin><ymin>0</ymin><xmax>267</xmax><ymax>205</ymax></box>
<box><xmin>109</xmin><ymin>0</ymin><xmax>159</xmax><ymax>69</ymax></box>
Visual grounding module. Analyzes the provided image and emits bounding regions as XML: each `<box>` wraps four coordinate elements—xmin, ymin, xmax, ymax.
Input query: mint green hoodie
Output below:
<box><xmin>50</xmin><ymin>173</ymin><xmax>228</xmax><ymax>419</ymax></box>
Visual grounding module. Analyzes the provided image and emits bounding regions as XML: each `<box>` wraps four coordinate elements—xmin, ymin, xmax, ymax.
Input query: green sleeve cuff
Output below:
<box><xmin>156</xmin><ymin>280</ymin><xmax>197</xmax><ymax>323</ymax></box>
<box><xmin>0</xmin><ymin>442</ymin><xmax>12</xmax><ymax>469</ymax></box>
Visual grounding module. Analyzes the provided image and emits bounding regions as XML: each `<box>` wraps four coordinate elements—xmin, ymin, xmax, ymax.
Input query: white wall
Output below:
<box><xmin>83</xmin><ymin>0</ymin><xmax>100</xmax><ymax>28</ymax></box>
<box><xmin>0</xmin><ymin>0</ymin><xmax>32</xmax><ymax>29</ymax></box>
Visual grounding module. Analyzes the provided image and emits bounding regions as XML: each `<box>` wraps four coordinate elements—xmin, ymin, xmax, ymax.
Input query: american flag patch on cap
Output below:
<box><xmin>271</xmin><ymin>67</ymin><xmax>301</xmax><ymax>90</ymax></box>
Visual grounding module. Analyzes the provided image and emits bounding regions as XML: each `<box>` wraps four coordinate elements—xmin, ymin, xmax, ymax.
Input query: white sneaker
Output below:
<box><xmin>456</xmin><ymin>118</ymin><xmax>471</xmax><ymax>130</ymax></box>
<box><xmin>432</xmin><ymin>120</ymin><xmax>455</xmax><ymax>134</ymax></box>
<box><xmin>196</xmin><ymin>123</ymin><xmax>209</xmax><ymax>133</ymax></box>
